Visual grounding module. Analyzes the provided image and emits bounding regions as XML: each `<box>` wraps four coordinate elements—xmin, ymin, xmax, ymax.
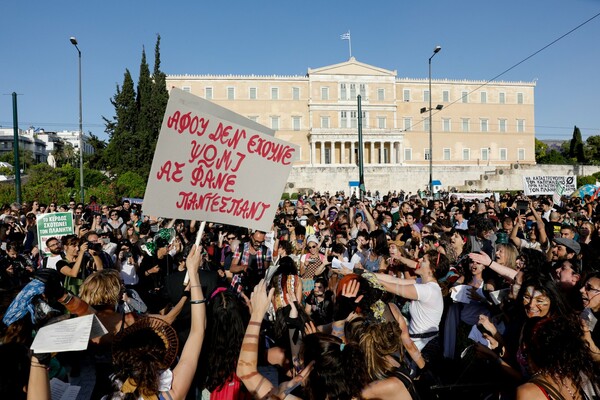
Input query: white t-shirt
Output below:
<box><xmin>44</xmin><ymin>254</ymin><xmax>63</xmax><ymax>270</ymax></box>
<box><xmin>409</xmin><ymin>280</ymin><xmax>443</xmax><ymax>350</ymax></box>
<box><xmin>120</xmin><ymin>260</ymin><xmax>139</xmax><ymax>286</ymax></box>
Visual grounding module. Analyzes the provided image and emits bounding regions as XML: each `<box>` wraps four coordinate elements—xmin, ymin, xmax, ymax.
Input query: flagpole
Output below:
<box><xmin>348</xmin><ymin>30</ymin><xmax>352</xmax><ymax>58</ymax></box>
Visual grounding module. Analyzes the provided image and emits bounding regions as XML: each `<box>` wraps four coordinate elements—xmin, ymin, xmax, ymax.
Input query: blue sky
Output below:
<box><xmin>1</xmin><ymin>0</ymin><xmax>599</xmax><ymax>142</ymax></box>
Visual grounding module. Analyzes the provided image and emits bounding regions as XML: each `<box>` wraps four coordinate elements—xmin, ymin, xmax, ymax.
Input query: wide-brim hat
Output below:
<box><xmin>112</xmin><ymin>317</ymin><xmax>179</xmax><ymax>368</ymax></box>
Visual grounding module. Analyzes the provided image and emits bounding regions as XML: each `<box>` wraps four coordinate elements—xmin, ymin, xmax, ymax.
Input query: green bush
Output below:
<box><xmin>290</xmin><ymin>192</ymin><xmax>299</xmax><ymax>200</ymax></box>
<box><xmin>281</xmin><ymin>193</ymin><xmax>290</xmax><ymax>200</ymax></box>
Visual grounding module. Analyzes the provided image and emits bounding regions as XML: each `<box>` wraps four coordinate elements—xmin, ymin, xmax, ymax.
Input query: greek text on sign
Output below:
<box><xmin>37</xmin><ymin>212</ymin><xmax>74</xmax><ymax>256</ymax></box>
<box><xmin>143</xmin><ymin>88</ymin><xmax>299</xmax><ymax>231</ymax></box>
<box><xmin>522</xmin><ymin>176</ymin><xmax>576</xmax><ymax>196</ymax></box>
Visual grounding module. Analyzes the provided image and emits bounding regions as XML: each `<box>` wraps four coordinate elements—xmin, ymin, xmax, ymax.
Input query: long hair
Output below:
<box><xmin>496</xmin><ymin>243</ymin><xmax>518</xmax><ymax>270</ymax></box>
<box><xmin>201</xmin><ymin>290</ymin><xmax>248</xmax><ymax>392</ymax></box>
<box><xmin>517</xmin><ymin>276</ymin><xmax>572</xmax><ymax>318</ymax></box>
<box><xmin>301</xmin><ymin>333</ymin><xmax>368</xmax><ymax>400</ymax></box>
<box><xmin>359</xmin><ymin>321</ymin><xmax>404</xmax><ymax>381</ymax></box>
<box><xmin>523</xmin><ymin>315</ymin><xmax>600</xmax><ymax>388</ymax></box>
<box><xmin>369</xmin><ymin>229</ymin><xmax>389</xmax><ymax>258</ymax></box>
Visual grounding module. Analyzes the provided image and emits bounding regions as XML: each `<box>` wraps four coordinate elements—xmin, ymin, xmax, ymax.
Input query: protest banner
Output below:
<box><xmin>453</xmin><ymin>192</ymin><xmax>495</xmax><ymax>201</ymax></box>
<box><xmin>143</xmin><ymin>88</ymin><xmax>299</xmax><ymax>231</ymax></box>
<box><xmin>37</xmin><ymin>212</ymin><xmax>74</xmax><ymax>256</ymax></box>
<box><xmin>523</xmin><ymin>175</ymin><xmax>576</xmax><ymax>196</ymax></box>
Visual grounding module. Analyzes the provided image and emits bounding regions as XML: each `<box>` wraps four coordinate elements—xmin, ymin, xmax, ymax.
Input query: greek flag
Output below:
<box><xmin>340</xmin><ymin>32</ymin><xmax>350</xmax><ymax>40</ymax></box>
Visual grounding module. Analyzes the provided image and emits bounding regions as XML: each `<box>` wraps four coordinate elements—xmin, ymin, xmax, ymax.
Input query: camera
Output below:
<box><xmin>120</xmin><ymin>251</ymin><xmax>132</xmax><ymax>261</ymax></box>
<box><xmin>87</xmin><ymin>241</ymin><xmax>103</xmax><ymax>252</ymax></box>
<box><xmin>516</xmin><ymin>200</ymin><xmax>528</xmax><ymax>212</ymax></box>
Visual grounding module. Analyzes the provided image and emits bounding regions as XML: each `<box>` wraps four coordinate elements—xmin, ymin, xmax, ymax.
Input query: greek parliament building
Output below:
<box><xmin>166</xmin><ymin>58</ymin><xmax>536</xmax><ymax>193</ymax></box>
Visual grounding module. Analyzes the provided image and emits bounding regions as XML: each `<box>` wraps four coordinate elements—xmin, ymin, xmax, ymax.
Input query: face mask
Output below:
<box><xmin>386</xmin><ymin>222</ymin><xmax>392</xmax><ymax>228</ymax></box>
<box><xmin>391</xmin><ymin>207</ymin><xmax>400</xmax><ymax>214</ymax></box>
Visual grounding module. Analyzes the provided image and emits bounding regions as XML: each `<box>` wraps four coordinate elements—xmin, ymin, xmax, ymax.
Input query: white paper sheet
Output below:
<box><xmin>331</xmin><ymin>257</ymin><xmax>354</xmax><ymax>270</ymax></box>
<box><xmin>450</xmin><ymin>285</ymin><xmax>473</xmax><ymax>304</ymax></box>
<box><xmin>50</xmin><ymin>378</ymin><xmax>80</xmax><ymax>400</ymax></box>
<box><xmin>468</xmin><ymin>324</ymin><xmax>490</xmax><ymax>348</ymax></box>
<box><xmin>31</xmin><ymin>314</ymin><xmax>108</xmax><ymax>353</ymax></box>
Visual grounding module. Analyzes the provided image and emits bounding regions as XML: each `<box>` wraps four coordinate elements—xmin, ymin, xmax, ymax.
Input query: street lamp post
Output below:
<box><xmin>70</xmin><ymin>36</ymin><xmax>85</xmax><ymax>204</ymax></box>
<box><xmin>428</xmin><ymin>45</ymin><xmax>441</xmax><ymax>196</ymax></box>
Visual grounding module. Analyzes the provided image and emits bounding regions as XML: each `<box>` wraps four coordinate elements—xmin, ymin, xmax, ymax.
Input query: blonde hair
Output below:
<box><xmin>359</xmin><ymin>321</ymin><xmax>403</xmax><ymax>381</ymax></box>
<box><xmin>79</xmin><ymin>269</ymin><xmax>122</xmax><ymax>307</ymax></box>
<box><xmin>497</xmin><ymin>243</ymin><xmax>518</xmax><ymax>270</ymax></box>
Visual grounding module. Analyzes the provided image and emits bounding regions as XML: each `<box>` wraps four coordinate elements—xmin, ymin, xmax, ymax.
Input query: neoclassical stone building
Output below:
<box><xmin>167</xmin><ymin>58</ymin><xmax>535</xmax><ymax>192</ymax></box>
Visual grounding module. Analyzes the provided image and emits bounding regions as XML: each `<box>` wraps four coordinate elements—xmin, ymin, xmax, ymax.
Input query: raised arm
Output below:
<box><xmin>168</xmin><ymin>244</ymin><xmax>206</xmax><ymax>400</ymax></box>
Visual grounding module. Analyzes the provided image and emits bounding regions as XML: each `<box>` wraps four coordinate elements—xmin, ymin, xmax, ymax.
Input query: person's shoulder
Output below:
<box><xmin>516</xmin><ymin>382</ymin><xmax>547</xmax><ymax>400</ymax></box>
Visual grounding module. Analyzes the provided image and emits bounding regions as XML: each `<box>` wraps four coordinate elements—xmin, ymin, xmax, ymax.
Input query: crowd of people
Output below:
<box><xmin>1</xmin><ymin>190</ymin><xmax>600</xmax><ymax>399</ymax></box>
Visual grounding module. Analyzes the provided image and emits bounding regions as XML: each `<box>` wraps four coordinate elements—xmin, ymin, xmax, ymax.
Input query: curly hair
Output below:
<box><xmin>301</xmin><ymin>333</ymin><xmax>368</xmax><ymax>400</ymax></box>
<box><xmin>201</xmin><ymin>290</ymin><xmax>248</xmax><ymax>392</ymax></box>
<box><xmin>359</xmin><ymin>321</ymin><xmax>403</xmax><ymax>381</ymax></box>
<box><xmin>523</xmin><ymin>316</ymin><xmax>600</xmax><ymax>387</ymax></box>
<box><xmin>111</xmin><ymin>328</ymin><xmax>169</xmax><ymax>399</ymax></box>
<box><xmin>517</xmin><ymin>276</ymin><xmax>571</xmax><ymax>318</ymax></box>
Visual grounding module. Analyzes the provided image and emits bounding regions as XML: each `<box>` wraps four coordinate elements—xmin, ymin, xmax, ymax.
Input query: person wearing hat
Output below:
<box><xmin>550</xmin><ymin>237</ymin><xmax>580</xmax><ymax>266</ymax></box>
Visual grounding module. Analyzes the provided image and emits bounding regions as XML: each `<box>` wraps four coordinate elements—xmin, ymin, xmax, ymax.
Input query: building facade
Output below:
<box><xmin>166</xmin><ymin>58</ymin><xmax>535</xmax><ymax>192</ymax></box>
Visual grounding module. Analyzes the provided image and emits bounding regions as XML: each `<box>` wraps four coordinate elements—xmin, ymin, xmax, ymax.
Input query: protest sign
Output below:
<box><xmin>453</xmin><ymin>192</ymin><xmax>494</xmax><ymax>201</ymax></box>
<box><xmin>522</xmin><ymin>176</ymin><xmax>576</xmax><ymax>196</ymax></box>
<box><xmin>143</xmin><ymin>88</ymin><xmax>299</xmax><ymax>231</ymax></box>
<box><xmin>37</xmin><ymin>212</ymin><xmax>74</xmax><ymax>256</ymax></box>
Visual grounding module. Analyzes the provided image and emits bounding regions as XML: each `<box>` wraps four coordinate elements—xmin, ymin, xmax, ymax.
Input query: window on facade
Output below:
<box><xmin>480</xmin><ymin>92</ymin><xmax>487</xmax><ymax>104</ymax></box>
<box><xmin>463</xmin><ymin>148</ymin><xmax>470</xmax><ymax>160</ymax></box>
<box><xmin>182</xmin><ymin>86</ymin><xmax>191</xmax><ymax>93</ymax></box>
<box><xmin>324</xmin><ymin>148</ymin><xmax>331</xmax><ymax>164</ymax></box>
<box><xmin>424</xmin><ymin>90</ymin><xmax>430</xmax><ymax>103</ymax></box>
<box><xmin>404</xmin><ymin>148</ymin><xmax>412</xmax><ymax>161</ymax></box>
<box><xmin>377</xmin><ymin>88</ymin><xmax>385</xmax><ymax>101</ymax></box>
<box><xmin>518</xmin><ymin>148</ymin><xmax>525</xmax><ymax>161</ymax></box>
<box><xmin>423</xmin><ymin>118</ymin><xmax>430</xmax><ymax>132</ymax></box>
<box><xmin>404</xmin><ymin>118</ymin><xmax>412</xmax><ymax>131</ymax></box>
<box><xmin>443</xmin><ymin>148</ymin><xmax>451</xmax><ymax>160</ymax></box>
<box><xmin>517</xmin><ymin>119</ymin><xmax>525</xmax><ymax>133</ymax></box>
<box><xmin>500</xmin><ymin>148</ymin><xmax>507</xmax><ymax>161</ymax></box>
<box><xmin>462</xmin><ymin>118</ymin><xmax>470</xmax><ymax>132</ymax></box>
<box><xmin>517</xmin><ymin>92</ymin><xmax>524</xmax><ymax>104</ymax></box>
<box><xmin>205</xmin><ymin>87</ymin><xmax>213</xmax><ymax>100</ymax></box>
<box><xmin>341</xmin><ymin>111</ymin><xmax>347</xmax><ymax>128</ymax></box>
<box><xmin>499</xmin><ymin>92</ymin><xmax>506</xmax><ymax>104</ymax></box>
<box><xmin>461</xmin><ymin>91</ymin><xmax>468</xmax><ymax>103</ymax></box>
<box><xmin>403</xmin><ymin>89</ymin><xmax>410</xmax><ymax>102</ymax></box>
<box><xmin>443</xmin><ymin>90</ymin><xmax>449</xmax><ymax>102</ymax></box>
<box><xmin>340</xmin><ymin>84</ymin><xmax>347</xmax><ymax>100</ymax></box>
<box><xmin>350</xmin><ymin>84</ymin><xmax>356</xmax><ymax>99</ymax></box>
<box><xmin>249</xmin><ymin>87</ymin><xmax>257</xmax><ymax>100</ymax></box>
<box><xmin>350</xmin><ymin>111</ymin><xmax>358</xmax><ymax>128</ymax></box>
<box><xmin>292</xmin><ymin>87</ymin><xmax>300</xmax><ymax>100</ymax></box>
<box><xmin>227</xmin><ymin>87</ymin><xmax>235</xmax><ymax>100</ymax></box>
<box><xmin>499</xmin><ymin>119</ymin><xmax>507</xmax><ymax>132</ymax></box>
<box><xmin>377</xmin><ymin>117</ymin><xmax>386</xmax><ymax>129</ymax></box>
<box><xmin>442</xmin><ymin>118</ymin><xmax>451</xmax><ymax>132</ymax></box>
<box><xmin>271</xmin><ymin>116</ymin><xmax>280</xmax><ymax>130</ymax></box>
<box><xmin>480</xmin><ymin>119</ymin><xmax>489</xmax><ymax>132</ymax></box>
<box><xmin>321</xmin><ymin>116</ymin><xmax>330</xmax><ymax>129</ymax></box>
<box><xmin>424</xmin><ymin>149</ymin><xmax>431</xmax><ymax>161</ymax></box>
<box><xmin>359</xmin><ymin>84</ymin><xmax>366</xmax><ymax>98</ymax></box>
<box><xmin>321</xmin><ymin>87</ymin><xmax>329</xmax><ymax>100</ymax></box>
<box><xmin>292</xmin><ymin>117</ymin><xmax>301</xmax><ymax>131</ymax></box>
<box><xmin>481</xmin><ymin>148</ymin><xmax>489</xmax><ymax>161</ymax></box>
<box><xmin>271</xmin><ymin>87</ymin><xmax>279</xmax><ymax>100</ymax></box>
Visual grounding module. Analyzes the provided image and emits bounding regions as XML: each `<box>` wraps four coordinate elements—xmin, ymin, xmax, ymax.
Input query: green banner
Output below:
<box><xmin>37</xmin><ymin>212</ymin><xmax>74</xmax><ymax>256</ymax></box>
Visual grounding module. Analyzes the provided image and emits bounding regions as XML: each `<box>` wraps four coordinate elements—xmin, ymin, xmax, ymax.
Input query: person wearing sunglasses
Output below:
<box><xmin>581</xmin><ymin>272</ymin><xmax>600</xmax><ymax>360</ymax></box>
<box><xmin>299</xmin><ymin>235</ymin><xmax>327</xmax><ymax>298</ymax></box>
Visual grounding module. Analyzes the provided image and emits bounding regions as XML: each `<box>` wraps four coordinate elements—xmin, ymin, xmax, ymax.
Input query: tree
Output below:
<box><xmin>569</xmin><ymin>125</ymin><xmax>585</xmax><ymax>163</ymax></box>
<box><xmin>584</xmin><ymin>135</ymin><xmax>600</xmax><ymax>165</ymax></box>
<box><xmin>84</xmin><ymin>133</ymin><xmax>108</xmax><ymax>170</ymax></box>
<box><xmin>535</xmin><ymin>138</ymin><xmax>548</xmax><ymax>160</ymax></box>
<box><xmin>150</xmin><ymin>34</ymin><xmax>169</xmax><ymax>157</ymax></box>
<box><xmin>104</xmin><ymin>69</ymin><xmax>137</xmax><ymax>175</ymax></box>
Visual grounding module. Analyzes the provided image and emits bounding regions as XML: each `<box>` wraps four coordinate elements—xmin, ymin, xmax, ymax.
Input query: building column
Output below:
<box><xmin>370</xmin><ymin>142</ymin><xmax>375</xmax><ymax>164</ymax></box>
<box><xmin>311</xmin><ymin>140</ymin><xmax>316</xmax><ymax>166</ymax></box>
<box><xmin>379</xmin><ymin>141</ymin><xmax>384</xmax><ymax>164</ymax></box>
<box><xmin>331</xmin><ymin>141</ymin><xmax>336</xmax><ymax>165</ymax></box>
<box><xmin>320</xmin><ymin>141</ymin><xmax>325</xmax><ymax>165</ymax></box>
<box><xmin>340</xmin><ymin>141</ymin><xmax>345</xmax><ymax>164</ymax></box>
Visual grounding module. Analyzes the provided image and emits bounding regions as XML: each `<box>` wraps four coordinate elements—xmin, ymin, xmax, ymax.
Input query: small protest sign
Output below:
<box><xmin>143</xmin><ymin>88</ymin><xmax>299</xmax><ymax>231</ymax></box>
<box><xmin>523</xmin><ymin>175</ymin><xmax>576</xmax><ymax>196</ymax></box>
<box><xmin>37</xmin><ymin>212</ymin><xmax>74</xmax><ymax>256</ymax></box>
<box><xmin>30</xmin><ymin>314</ymin><xmax>107</xmax><ymax>353</ymax></box>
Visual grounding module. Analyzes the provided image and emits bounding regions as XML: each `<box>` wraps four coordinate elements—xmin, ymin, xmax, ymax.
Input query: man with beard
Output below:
<box><xmin>230</xmin><ymin>230</ymin><xmax>272</xmax><ymax>293</ymax></box>
<box><xmin>42</xmin><ymin>237</ymin><xmax>65</xmax><ymax>270</ymax></box>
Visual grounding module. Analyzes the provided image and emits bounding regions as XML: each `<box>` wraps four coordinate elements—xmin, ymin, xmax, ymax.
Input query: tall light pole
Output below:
<box><xmin>428</xmin><ymin>45</ymin><xmax>441</xmax><ymax>196</ymax></box>
<box><xmin>70</xmin><ymin>36</ymin><xmax>85</xmax><ymax>204</ymax></box>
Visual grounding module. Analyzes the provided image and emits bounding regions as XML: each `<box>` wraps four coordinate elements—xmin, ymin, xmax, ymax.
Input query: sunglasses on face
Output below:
<box><xmin>308</xmin><ymin>245</ymin><xmax>318</xmax><ymax>249</ymax></box>
<box><xmin>584</xmin><ymin>283</ymin><xmax>600</xmax><ymax>294</ymax></box>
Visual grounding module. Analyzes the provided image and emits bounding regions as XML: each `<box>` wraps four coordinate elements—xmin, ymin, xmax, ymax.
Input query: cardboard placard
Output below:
<box><xmin>36</xmin><ymin>212</ymin><xmax>74</xmax><ymax>256</ymax></box>
<box><xmin>143</xmin><ymin>88</ymin><xmax>299</xmax><ymax>231</ymax></box>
